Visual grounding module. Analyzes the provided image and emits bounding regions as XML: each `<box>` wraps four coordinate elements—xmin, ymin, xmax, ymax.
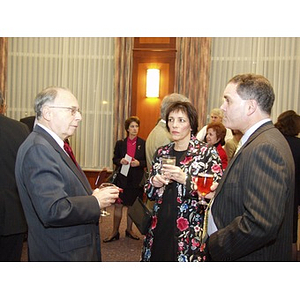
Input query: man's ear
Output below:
<box><xmin>41</xmin><ymin>105</ymin><xmax>51</xmax><ymax>121</ymax></box>
<box><xmin>247</xmin><ymin>99</ymin><xmax>258</xmax><ymax>116</ymax></box>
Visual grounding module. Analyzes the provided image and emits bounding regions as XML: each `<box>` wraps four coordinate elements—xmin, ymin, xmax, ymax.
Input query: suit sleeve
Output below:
<box><xmin>21</xmin><ymin>143</ymin><xmax>100</xmax><ymax>227</ymax></box>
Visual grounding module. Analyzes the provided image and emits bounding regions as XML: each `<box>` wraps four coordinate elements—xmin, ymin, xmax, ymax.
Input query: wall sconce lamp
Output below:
<box><xmin>146</xmin><ymin>69</ymin><xmax>160</xmax><ymax>97</ymax></box>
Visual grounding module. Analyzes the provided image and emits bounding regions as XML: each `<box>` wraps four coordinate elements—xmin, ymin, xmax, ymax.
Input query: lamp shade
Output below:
<box><xmin>146</xmin><ymin>69</ymin><xmax>160</xmax><ymax>97</ymax></box>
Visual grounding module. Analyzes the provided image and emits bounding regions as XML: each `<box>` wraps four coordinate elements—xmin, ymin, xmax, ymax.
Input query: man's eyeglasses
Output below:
<box><xmin>49</xmin><ymin>106</ymin><xmax>81</xmax><ymax>116</ymax></box>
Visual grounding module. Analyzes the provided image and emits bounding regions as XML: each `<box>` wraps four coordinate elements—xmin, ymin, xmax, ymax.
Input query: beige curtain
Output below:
<box><xmin>114</xmin><ymin>37</ymin><xmax>134</xmax><ymax>143</ymax></box>
<box><xmin>7</xmin><ymin>37</ymin><xmax>115</xmax><ymax>170</ymax></box>
<box><xmin>208</xmin><ymin>37</ymin><xmax>300</xmax><ymax>123</ymax></box>
<box><xmin>174</xmin><ymin>37</ymin><xmax>212</xmax><ymax>129</ymax></box>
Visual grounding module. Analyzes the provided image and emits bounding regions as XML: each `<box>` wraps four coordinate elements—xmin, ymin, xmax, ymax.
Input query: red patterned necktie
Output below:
<box><xmin>63</xmin><ymin>140</ymin><xmax>79</xmax><ymax>168</ymax></box>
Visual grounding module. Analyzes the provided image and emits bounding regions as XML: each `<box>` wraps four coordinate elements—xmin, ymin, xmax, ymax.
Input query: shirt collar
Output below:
<box><xmin>36</xmin><ymin>123</ymin><xmax>65</xmax><ymax>150</ymax></box>
<box><xmin>241</xmin><ymin>118</ymin><xmax>271</xmax><ymax>146</ymax></box>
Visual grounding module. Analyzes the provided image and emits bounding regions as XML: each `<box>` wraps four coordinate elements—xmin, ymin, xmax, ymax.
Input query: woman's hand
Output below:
<box><xmin>161</xmin><ymin>165</ymin><xmax>187</xmax><ymax>185</ymax></box>
<box><xmin>120</xmin><ymin>157</ymin><xmax>129</xmax><ymax>165</ymax></box>
<box><xmin>150</xmin><ymin>174</ymin><xmax>167</xmax><ymax>188</ymax></box>
<box><xmin>205</xmin><ymin>182</ymin><xmax>218</xmax><ymax>199</ymax></box>
<box><xmin>130</xmin><ymin>158</ymin><xmax>140</xmax><ymax>167</ymax></box>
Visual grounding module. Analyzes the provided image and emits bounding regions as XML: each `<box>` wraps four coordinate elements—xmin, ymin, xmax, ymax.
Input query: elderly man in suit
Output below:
<box><xmin>206</xmin><ymin>74</ymin><xmax>294</xmax><ymax>261</ymax></box>
<box><xmin>15</xmin><ymin>87</ymin><xmax>120</xmax><ymax>261</ymax></box>
<box><xmin>0</xmin><ymin>92</ymin><xmax>29</xmax><ymax>261</ymax></box>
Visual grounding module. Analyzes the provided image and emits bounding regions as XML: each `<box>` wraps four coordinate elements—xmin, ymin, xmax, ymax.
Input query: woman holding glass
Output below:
<box><xmin>141</xmin><ymin>101</ymin><xmax>223</xmax><ymax>262</ymax></box>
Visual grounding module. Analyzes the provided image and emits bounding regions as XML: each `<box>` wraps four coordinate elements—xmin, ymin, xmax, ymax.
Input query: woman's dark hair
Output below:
<box><xmin>206</xmin><ymin>122</ymin><xmax>226</xmax><ymax>146</ymax></box>
<box><xmin>125</xmin><ymin>116</ymin><xmax>140</xmax><ymax>134</ymax></box>
<box><xmin>275</xmin><ymin>110</ymin><xmax>300</xmax><ymax>136</ymax></box>
<box><xmin>165</xmin><ymin>101</ymin><xmax>198</xmax><ymax>135</ymax></box>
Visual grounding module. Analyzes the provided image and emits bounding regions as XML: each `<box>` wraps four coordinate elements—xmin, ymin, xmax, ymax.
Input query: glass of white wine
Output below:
<box><xmin>161</xmin><ymin>155</ymin><xmax>176</xmax><ymax>184</ymax></box>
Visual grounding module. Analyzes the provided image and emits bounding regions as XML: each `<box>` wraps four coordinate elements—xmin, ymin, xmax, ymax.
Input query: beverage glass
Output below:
<box><xmin>161</xmin><ymin>155</ymin><xmax>176</xmax><ymax>166</ymax></box>
<box><xmin>197</xmin><ymin>173</ymin><xmax>214</xmax><ymax>205</ymax></box>
<box><xmin>98</xmin><ymin>182</ymin><xmax>119</xmax><ymax>216</ymax></box>
<box><xmin>161</xmin><ymin>155</ymin><xmax>176</xmax><ymax>184</ymax></box>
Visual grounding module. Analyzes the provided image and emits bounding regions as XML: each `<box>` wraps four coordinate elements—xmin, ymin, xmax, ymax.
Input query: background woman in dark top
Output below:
<box><xmin>103</xmin><ymin>116</ymin><xmax>146</xmax><ymax>242</ymax></box>
<box><xmin>141</xmin><ymin>101</ymin><xmax>223</xmax><ymax>262</ymax></box>
<box><xmin>275</xmin><ymin>110</ymin><xmax>300</xmax><ymax>261</ymax></box>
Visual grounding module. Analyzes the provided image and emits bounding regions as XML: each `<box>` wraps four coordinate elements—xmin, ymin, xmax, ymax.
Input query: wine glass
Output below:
<box><xmin>99</xmin><ymin>182</ymin><xmax>118</xmax><ymax>216</ymax></box>
<box><xmin>197</xmin><ymin>173</ymin><xmax>214</xmax><ymax>205</ymax></box>
<box><xmin>161</xmin><ymin>155</ymin><xmax>176</xmax><ymax>184</ymax></box>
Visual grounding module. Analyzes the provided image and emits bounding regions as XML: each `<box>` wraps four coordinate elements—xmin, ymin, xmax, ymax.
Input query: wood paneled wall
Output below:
<box><xmin>131</xmin><ymin>38</ymin><xmax>176</xmax><ymax>140</ymax></box>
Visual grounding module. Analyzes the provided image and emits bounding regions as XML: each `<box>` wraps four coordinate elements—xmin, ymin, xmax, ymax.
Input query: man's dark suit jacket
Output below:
<box><xmin>208</xmin><ymin>122</ymin><xmax>295</xmax><ymax>261</ymax></box>
<box><xmin>0</xmin><ymin>114</ymin><xmax>29</xmax><ymax>236</ymax></box>
<box><xmin>20</xmin><ymin>116</ymin><xmax>35</xmax><ymax>132</ymax></box>
<box><xmin>15</xmin><ymin>125</ymin><xmax>101</xmax><ymax>261</ymax></box>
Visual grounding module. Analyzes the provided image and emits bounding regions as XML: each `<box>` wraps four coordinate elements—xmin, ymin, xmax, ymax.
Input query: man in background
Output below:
<box><xmin>20</xmin><ymin>115</ymin><xmax>36</xmax><ymax>132</ymax></box>
<box><xmin>0</xmin><ymin>91</ymin><xmax>29</xmax><ymax>261</ymax></box>
<box><xmin>15</xmin><ymin>87</ymin><xmax>120</xmax><ymax>261</ymax></box>
<box><xmin>196</xmin><ymin>108</ymin><xmax>233</xmax><ymax>142</ymax></box>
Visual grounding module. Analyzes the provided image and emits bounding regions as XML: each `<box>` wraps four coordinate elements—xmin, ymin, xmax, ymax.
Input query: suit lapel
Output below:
<box><xmin>213</xmin><ymin>121</ymin><xmax>274</xmax><ymax>199</ymax></box>
<box><xmin>34</xmin><ymin>126</ymin><xmax>91</xmax><ymax>193</ymax></box>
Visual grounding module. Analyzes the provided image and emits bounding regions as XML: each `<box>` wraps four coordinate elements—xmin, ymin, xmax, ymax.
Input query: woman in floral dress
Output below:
<box><xmin>141</xmin><ymin>101</ymin><xmax>223</xmax><ymax>262</ymax></box>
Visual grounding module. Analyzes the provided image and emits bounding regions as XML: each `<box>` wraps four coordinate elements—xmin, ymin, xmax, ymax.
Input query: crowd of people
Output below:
<box><xmin>0</xmin><ymin>73</ymin><xmax>299</xmax><ymax>262</ymax></box>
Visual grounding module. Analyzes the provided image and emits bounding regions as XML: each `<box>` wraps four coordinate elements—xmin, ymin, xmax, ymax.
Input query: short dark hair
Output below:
<box><xmin>125</xmin><ymin>116</ymin><xmax>140</xmax><ymax>132</ymax></box>
<box><xmin>160</xmin><ymin>93</ymin><xmax>190</xmax><ymax>119</ymax></box>
<box><xmin>207</xmin><ymin>122</ymin><xmax>227</xmax><ymax>146</ymax></box>
<box><xmin>229</xmin><ymin>74</ymin><xmax>275</xmax><ymax>115</ymax></box>
<box><xmin>275</xmin><ymin>110</ymin><xmax>300</xmax><ymax>136</ymax></box>
<box><xmin>165</xmin><ymin>101</ymin><xmax>198</xmax><ymax>135</ymax></box>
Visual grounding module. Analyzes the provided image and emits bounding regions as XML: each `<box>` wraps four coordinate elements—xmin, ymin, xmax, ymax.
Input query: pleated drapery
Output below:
<box><xmin>5</xmin><ymin>37</ymin><xmax>300</xmax><ymax>171</ymax></box>
<box><xmin>208</xmin><ymin>37</ymin><xmax>300</xmax><ymax>123</ymax></box>
<box><xmin>114</xmin><ymin>37</ymin><xmax>134</xmax><ymax>143</ymax></box>
<box><xmin>6</xmin><ymin>37</ymin><xmax>115</xmax><ymax>170</ymax></box>
<box><xmin>174</xmin><ymin>37</ymin><xmax>212</xmax><ymax>129</ymax></box>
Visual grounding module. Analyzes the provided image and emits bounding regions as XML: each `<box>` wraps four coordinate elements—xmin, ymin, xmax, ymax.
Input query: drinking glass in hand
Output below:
<box><xmin>197</xmin><ymin>173</ymin><xmax>214</xmax><ymax>205</ymax></box>
<box><xmin>98</xmin><ymin>183</ymin><xmax>117</xmax><ymax>216</ymax></box>
<box><xmin>161</xmin><ymin>155</ymin><xmax>176</xmax><ymax>184</ymax></box>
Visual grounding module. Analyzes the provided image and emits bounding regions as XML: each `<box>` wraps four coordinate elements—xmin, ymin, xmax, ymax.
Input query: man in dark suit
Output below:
<box><xmin>206</xmin><ymin>74</ymin><xmax>294</xmax><ymax>261</ymax></box>
<box><xmin>0</xmin><ymin>91</ymin><xmax>30</xmax><ymax>261</ymax></box>
<box><xmin>15</xmin><ymin>87</ymin><xmax>120</xmax><ymax>261</ymax></box>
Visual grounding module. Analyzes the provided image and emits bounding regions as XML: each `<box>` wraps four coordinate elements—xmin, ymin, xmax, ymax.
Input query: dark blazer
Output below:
<box><xmin>15</xmin><ymin>125</ymin><xmax>101</xmax><ymax>261</ymax></box>
<box><xmin>113</xmin><ymin>137</ymin><xmax>146</xmax><ymax>189</ymax></box>
<box><xmin>284</xmin><ymin>135</ymin><xmax>300</xmax><ymax>242</ymax></box>
<box><xmin>0</xmin><ymin>114</ymin><xmax>29</xmax><ymax>236</ymax></box>
<box><xmin>20</xmin><ymin>116</ymin><xmax>36</xmax><ymax>132</ymax></box>
<box><xmin>208</xmin><ymin>122</ymin><xmax>295</xmax><ymax>261</ymax></box>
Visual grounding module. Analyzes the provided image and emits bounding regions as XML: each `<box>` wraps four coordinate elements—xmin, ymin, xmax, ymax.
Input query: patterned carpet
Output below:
<box><xmin>21</xmin><ymin>205</ymin><xmax>144</xmax><ymax>262</ymax></box>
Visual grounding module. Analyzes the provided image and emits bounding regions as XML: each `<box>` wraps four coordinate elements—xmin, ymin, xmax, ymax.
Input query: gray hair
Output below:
<box><xmin>160</xmin><ymin>93</ymin><xmax>190</xmax><ymax>119</ymax></box>
<box><xmin>228</xmin><ymin>74</ymin><xmax>275</xmax><ymax>115</ymax></box>
<box><xmin>210</xmin><ymin>108</ymin><xmax>223</xmax><ymax>119</ymax></box>
<box><xmin>34</xmin><ymin>87</ymin><xmax>69</xmax><ymax>119</ymax></box>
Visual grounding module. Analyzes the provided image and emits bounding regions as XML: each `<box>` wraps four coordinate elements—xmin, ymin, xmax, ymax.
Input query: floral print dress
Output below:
<box><xmin>141</xmin><ymin>135</ymin><xmax>223</xmax><ymax>262</ymax></box>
